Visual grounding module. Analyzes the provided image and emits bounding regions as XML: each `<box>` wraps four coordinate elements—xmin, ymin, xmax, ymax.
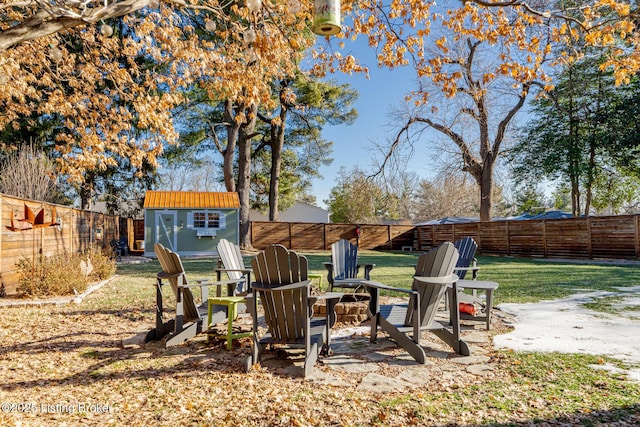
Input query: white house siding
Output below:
<box><xmin>250</xmin><ymin>202</ymin><xmax>329</xmax><ymax>223</ymax></box>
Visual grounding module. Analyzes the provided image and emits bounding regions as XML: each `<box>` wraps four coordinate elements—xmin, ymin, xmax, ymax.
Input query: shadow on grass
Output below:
<box><xmin>0</xmin><ymin>325</ymin><xmax>252</xmax><ymax>393</ymax></box>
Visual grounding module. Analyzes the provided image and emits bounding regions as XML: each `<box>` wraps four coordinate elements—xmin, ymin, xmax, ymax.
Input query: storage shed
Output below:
<box><xmin>143</xmin><ymin>191</ymin><xmax>240</xmax><ymax>257</ymax></box>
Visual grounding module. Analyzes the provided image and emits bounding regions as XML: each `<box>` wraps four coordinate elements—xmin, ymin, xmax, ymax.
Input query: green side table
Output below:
<box><xmin>308</xmin><ymin>273</ymin><xmax>324</xmax><ymax>291</ymax></box>
<box><xmin>207</xmin><ymin>296</ymin><xmax>252</xmax><ymax>350</ymax></box>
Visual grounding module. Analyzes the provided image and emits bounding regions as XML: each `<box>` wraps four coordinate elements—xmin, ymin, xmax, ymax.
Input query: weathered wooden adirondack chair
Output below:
<box><xmin>153</xmin><ymin>243</ymin><xmax>241</xmax><ymax>347</ymax></box>
<box><xmin>215</xmin><ymin>238</ymin><xmax>252</xmax><ymax>295</ymax></box>
<box><xmin>323</xmin><ymin>239</ymin><xmax>375</xmax><ymax>292</ymax></box>
<box><xmin>246</xmin><ymin>244</ymin><xmax>339</xmax><ymax>378</ymax></box>
<box><xmin>363</xmin><ymin>242</ymin><xmax>470</xmax><ymax>364</ymax></box>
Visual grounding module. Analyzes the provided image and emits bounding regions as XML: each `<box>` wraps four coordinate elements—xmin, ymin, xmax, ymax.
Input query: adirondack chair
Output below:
<box><xmin>362</xmin><ymin>242</ymin><xmax>470</xmax><ymax>364</ymax></box>
<box><xmin>246</xmin><ymin>244</ymin><xmax>340</xmax><ymax>378</ymax></box>
<box><xmin>452</xmin><ymin>236</ymin><xmax>499</xmax><ymax>330</ymax></box>
<box><xmin>453</xmin><ymin>236</ymin><xmax>479</xmax><ymax>280</ymax></box>
<box><xmin>443</xmin><ymin>236</ymin><xmax>479</xmax><ymax>310</ymax></box>
<box><xmin>153</xmin><ymin>243</ymin><xmax>242</xmax><ymax>347</ymax></box>
<box><xmin>323</xmin><ymin>239</ymin><xmax>375</xmax><ymax>292</ymax></box>
<box><xmin>215</xmin><ymin>238</ymin><xmax>252</xmax><ymax>296</ymax></box>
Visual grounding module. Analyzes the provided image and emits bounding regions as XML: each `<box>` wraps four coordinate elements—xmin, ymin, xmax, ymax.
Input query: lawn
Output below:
<box><xmin>0</xmin><ymin>250</ymin><xmax>639</xmax><ymax>426</ymax></box>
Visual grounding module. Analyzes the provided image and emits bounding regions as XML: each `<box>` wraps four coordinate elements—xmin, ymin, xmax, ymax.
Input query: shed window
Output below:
<box><xmin>193</xmin><ymin>212</ymin><xmax>220</xmax><ymax>228</ymax></box>
<box><xmin>186</xmin><ymin>211</ymin><xmax>226</xmax><ymax>230</ymax></box>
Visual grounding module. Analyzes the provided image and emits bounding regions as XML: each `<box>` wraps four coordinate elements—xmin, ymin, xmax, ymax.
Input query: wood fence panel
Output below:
<box><xmin>590</xmin><ymin>216</ymin><xmax>636</xmax><ymax>258</ymax></box>
<box><xmin>1</xmin><ymin>193</ymin><xmax>126</xmax><ymax>295</ymax></box>
<box><xmin>250</xmin><ymin>222</ymin><xmax>291</xmax><ymax>249</ymax></box>
<box><xmin>508</xmin><ymin>220</ymin><xmax>546</xmax><ymax>257</ymax></box>
<box><xmin>291</xmin><ymin>223</ymin><xmax>325</xmax><ymax>250</ymax></box>
<box><xmin>433</xmin><ymin>224</ymin><xmax>455</xmax><ymax>246</ymax></box>
<box><xmin>545</xmin><ymin>219</ymin><xmax>590</xmax><ymax>258</ymax></box>
<box><xmin>479</xmin><ymin>222</ymin><xmax>509</xmax><ymax>256</ymax></box>
<box><xmin>451</xmin><ymin>223</ymin><xmax>480</xmax><ymax>244</ymax></box>
<box><xmin>414</xmin><ymin>226</ymin><xmax>433</xmax><ymax>251</ymax></box>
<box><xmin>325</xmin><ymin>224</ymin><xmax>357</xmax><ymax>247</ymax></box>
<box><xmin>359</xmin><ymin>225</ymin><xmax>391</xmax><ymax>249</ymax></box>
<box><xmin>387</xmin><ymin>225</ymin><xmax>415</xmax><ymax>250</ymax></box>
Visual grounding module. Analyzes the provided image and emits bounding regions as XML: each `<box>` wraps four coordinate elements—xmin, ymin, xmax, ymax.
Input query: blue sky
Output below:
<box><xmin>309</xmin><ymin>37</ymin><xmax>439</xmax><ymax>208</ymax></box>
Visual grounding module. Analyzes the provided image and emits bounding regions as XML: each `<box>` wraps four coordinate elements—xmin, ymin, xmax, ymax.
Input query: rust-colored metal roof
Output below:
<box><xmin>143</xmin><ymin>191</ymin><xmax>240</xmax><ymax>209</ymax></box>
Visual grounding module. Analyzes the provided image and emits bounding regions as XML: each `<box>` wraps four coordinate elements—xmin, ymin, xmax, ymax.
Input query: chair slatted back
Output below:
<box><xmin>405</xmin><ymin>242</ymin><xmax>459</xmax><ymax>327</ymax></box>
<box><xmin>331</xmin><ymin>239</ymin><xmax>358</xmax><ymax>280</ymax></box>
<box><xmin>217</xmin><ymin>238</ymin><xmax>245</xmax><ymax>281</ymax></box>
<box><xmin>154</xmin><ymin>243</ymin><xmax>199</xmax><ymax>322</ymax></box>
<box><xmin>251</xmin><ymin>245</ymin><xmax>309</xmax><ymax>341</ymax></box>
<box><xmin>453</xmin><ymin>237</ymin><xmax>478</xmax><ymax>280</ymax></box>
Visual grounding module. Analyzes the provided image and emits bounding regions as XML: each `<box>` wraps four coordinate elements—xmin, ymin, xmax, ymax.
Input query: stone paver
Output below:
<box><xmin>323</xmin><ymin>355</ymin><xmax>379</xmax><ymax>373</ymax></box>
<box><xmin>357</xmin><ymin>373</ymin><xmax>413</xmax><ymax>392</ymax></box>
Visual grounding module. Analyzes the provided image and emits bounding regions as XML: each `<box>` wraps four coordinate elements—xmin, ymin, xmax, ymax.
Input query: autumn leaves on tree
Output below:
<box><xmin>1</xmin><ymin>0</ymin><xmax>640</xmax><ymax>232</ymax></box>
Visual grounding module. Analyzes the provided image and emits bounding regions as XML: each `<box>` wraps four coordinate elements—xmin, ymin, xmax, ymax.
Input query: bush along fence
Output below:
<box><xmin>0</xmin><ymin>193</ymin><xmax>131</xmax><ymax>296</ymax></box>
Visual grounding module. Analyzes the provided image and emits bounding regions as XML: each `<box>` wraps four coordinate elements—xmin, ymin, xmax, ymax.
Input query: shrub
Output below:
<box><xmin>85</xmin><ymin>245</ymin><xmax>117</xmax><ymax>281</ymax></box>
<box><xmin>16</xmin><ymin>245</ymin><xmax>116</xmax><ymax>297</ymax></box>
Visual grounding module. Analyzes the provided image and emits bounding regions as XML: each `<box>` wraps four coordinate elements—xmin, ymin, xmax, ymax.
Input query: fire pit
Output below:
<box><xmin>314</xmin><ymin>293</ymin><xmax>370</xmax><ymax>324</ymax></box>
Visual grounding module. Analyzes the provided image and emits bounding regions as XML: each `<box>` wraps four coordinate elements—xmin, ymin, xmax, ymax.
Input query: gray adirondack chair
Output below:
<box><xmin>246</xmin><ymin>244</ymin><xmax>338</xmax><ymax>378</ymax></box>
<box><xmin>363</xmin><ymin>242</ymin><xmax>470</xmax><ymax>364</ymax></box>
<box><xmin>324</xmin><ymin>239</ymin><xmax>374</xmax><ymax>292</ymax></box>
<box><xmin>216</xmin><ymin>238</ymin><xmax>252</xmax><ymax>295</ymax></box>
<box><xmin>153</xmin><ymin>243</ymin><xmax>241</xmax><ymax>347</ymax></box>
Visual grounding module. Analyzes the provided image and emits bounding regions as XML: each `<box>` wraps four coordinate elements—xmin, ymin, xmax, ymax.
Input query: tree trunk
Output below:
<box><xmin>79</xmin><ymin>181</ymin><xmax>94</xmax><ymax>210</ymax></box>
<box><xmin>269</xmin><ymin>104</ymin><xmax>287</xmax><ymax>221</ymax></box>
<box><xmin>223</xmin><ymin>100</ymin><xmax>239</xmax><ymax>192</ymax></box>
<box><xmin>479</xmin><ymin>164</ymin><xmax>493</xmax><ymax>222</ymax></box>
<box><xmin>237</xmin><ymin>104</ymin><xmax>258</xmax><ymax>250</ymax></box>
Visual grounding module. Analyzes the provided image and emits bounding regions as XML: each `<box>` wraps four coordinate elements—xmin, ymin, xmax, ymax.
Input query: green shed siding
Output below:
<box><xmin>144</xmin><ymin>208</ymin><xmax>239</xmax><ymax>256</ymax></box>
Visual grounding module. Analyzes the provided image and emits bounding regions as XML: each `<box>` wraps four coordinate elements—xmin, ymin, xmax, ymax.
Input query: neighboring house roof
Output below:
<box><xmin>510</xmin><ymin>211</ymin><xmax>575</xmax><ymax>220</ymax></box>
<box><xmin>415</xmin><ymin>211</ymin><xmax>575</xmax><ymax>225</ymax></box>
<box><xmin>249</xmin><ymin>201</ymin><xmax>330</xmax><ymax>223</ymax></box>
<box><xmin>143</xmin><ymin>191</ymin><xmax>240</xmax><ymax>209</ymax></box>
<box><xmin>415</xmin><ymin>217</ymin><xmax>479</xmax><ymax>226</ymax></box>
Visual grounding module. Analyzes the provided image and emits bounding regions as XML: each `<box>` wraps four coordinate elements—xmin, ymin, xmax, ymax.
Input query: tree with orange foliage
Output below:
<box><xmin>0</xmin><ymin>0</ymin><xmax>332</xmax><ymax>182</ymax></box>
<box><xmin>2</xmin><ymin>0</ymin><xmax>639</xmax><ymax>226</ymax></box>
<box><xmin>333</xmin><ymin>0</ymin><xmax>639</xmax><ymax>221</ymax></box>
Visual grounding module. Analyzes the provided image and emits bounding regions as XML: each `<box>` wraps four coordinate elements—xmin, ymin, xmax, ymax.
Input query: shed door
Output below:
<box><xmin>156</xmin><ymin>211</ymin><xmax>177</xmax><ymax>251</ymax></box>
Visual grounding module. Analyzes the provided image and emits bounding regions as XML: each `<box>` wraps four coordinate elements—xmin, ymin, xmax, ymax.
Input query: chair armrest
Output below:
<box><xmin>360</xmin><ymin>280</ymin><xmax>415</xmax><ymax>295</ymax></box>
<box><xmin>178</xmin><ymin>278</ymin><xmax>241</xmax><ymax>289</ymax></box>
<box><xmin>251</xmin><ymin>279</ymin><xmax>312</xmax><ymax>292</ymax></box>
<box><xmin>322</xmin><ymin>262</ymin><xmax>334</xmax><ymax>276</ymax></box>
<box><xmin>361</xmin><ymin>264</ymin><xmax>375</xmax><ymax>280</ymax></box>
<box><xmin>157</xmin><ymin>271</ymin><xmax>183</xmax><ymax>280</ymax></box>
<box><xmin>360</xmin><ymin>281</ymin><xmax>418</xmax><ymax>319</ymax></box>
<box><xmin>413</xmin><ymin>273</ymin><xmax>459</xmax><ymax>285</ymax></box>
<box><xmin>214</xmin><ymin>268</ymin><xmax>252</xmax><ymax>274</ymax></box>
<box><xmin>323</xmin><ymin>262</ymin><xmax>335</xmax><ymax>286</ymax></box>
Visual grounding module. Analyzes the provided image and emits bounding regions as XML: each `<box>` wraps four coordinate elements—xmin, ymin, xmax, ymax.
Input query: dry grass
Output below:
<box><xmin>0</xmin><ymin>257</ymin><xmax>639</xmax><ymax>426</ymax></box>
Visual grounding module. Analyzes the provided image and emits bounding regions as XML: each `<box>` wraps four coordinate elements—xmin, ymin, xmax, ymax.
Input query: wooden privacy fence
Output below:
<box><xmin>250</xmin><ymin>221</ymin><xmax>416</xmax><ymax>251</ymax></box>
<box><xmin>1</xmin><ymin>193</ymin><xmax>131</xmax><ymax>295</ymax></box>
<box><xmin>414</xmin><ymin>215</ymin><xmax>640</xmax><ymax>259</ymax></box>
<box><xmin>251</xmin><ymin>215</ymin><xmax>640</xmax><ymax>260</ymax></box>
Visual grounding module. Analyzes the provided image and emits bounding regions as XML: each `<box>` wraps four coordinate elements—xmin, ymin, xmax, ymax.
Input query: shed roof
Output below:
<box><xmin>143</xmin><ymin>191</ymin><xmax>240</xmax><ymax>209</ymax></box>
